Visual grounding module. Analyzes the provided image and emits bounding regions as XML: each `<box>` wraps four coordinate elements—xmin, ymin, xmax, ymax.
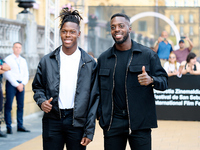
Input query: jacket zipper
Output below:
<box><xmin>125</xmin><ymin>52</ymin><xmax>133</xmax><ymax>134</ymax></box>
<box><xmin>72</xmin><ymin>62</ymin><xmax>86</xmax><ymax>126</ymax></box>
<box><xmin>107</xmin><ymin>54</ymin><xmax>117</xmax><ymax>131</ymax></box>
<box><xmin>55</xmin><ymin>55</ymin><xmax>62</xmax><ymax>119</ymax></box>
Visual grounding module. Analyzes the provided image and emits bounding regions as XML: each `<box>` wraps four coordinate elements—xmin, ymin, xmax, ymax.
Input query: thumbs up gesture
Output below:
<box><xmin>138</xmin><ymin>66</ymin><xmax>153</xmax><ymax>86</ymax></box>
<box><xmin>41</xmin><ymin>97</ymin><xmax>53</xmax><ymax>113</ymax></box>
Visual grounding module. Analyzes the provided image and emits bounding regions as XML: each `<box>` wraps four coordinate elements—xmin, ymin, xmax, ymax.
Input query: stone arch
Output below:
<box><xmin>130</xmin><ymin>12</ymin><xmax>180</xmax><ymax>50</ymax></box>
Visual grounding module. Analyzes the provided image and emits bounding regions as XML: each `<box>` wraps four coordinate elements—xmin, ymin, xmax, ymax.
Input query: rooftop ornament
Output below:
<box><xmin>16</xmin><ymin>0</ymin><xmax>36</xmax><ymax>14</ymax></box>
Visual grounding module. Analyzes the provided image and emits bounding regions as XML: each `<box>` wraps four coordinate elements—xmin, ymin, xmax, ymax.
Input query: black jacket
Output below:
<box><xmin>32</xmin><ymin>46</ymin><xmax>99</xmax><ymax>140</ymax></box>
<box><xmin>97</xmin><ymin>40</ymin><xmax>168</xmax><ymax>132</ymax></box>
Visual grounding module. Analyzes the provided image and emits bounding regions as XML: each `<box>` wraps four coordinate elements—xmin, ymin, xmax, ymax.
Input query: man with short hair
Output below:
<box><xmin>174</xmin><ymin>37</ymin><xmax>193</xmax><ymax>63</ymax></box>
<box><xmin>4</xmin><ymin>42</ymin><xmax>29</xmax><ymax>134</ymax></box>
<box><xmin>154</xmin><ymin>31</ymin><xmax>173</xmax><ymax>66</ymax></box>
<box><xmin>97</xmin><ymin>13</ymin><xmax>168</xmax><ymax>150</ymax></box>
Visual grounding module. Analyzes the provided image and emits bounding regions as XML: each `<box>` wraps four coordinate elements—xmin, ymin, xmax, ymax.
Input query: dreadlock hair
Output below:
<box><xmin>111</xmin><ymin>13</ymin><xmax>130</xmax><ymax>22</ymax></box>
<box><xmin>59</xmin><ymin>9</ymin><xmax>83</xmax><ymax>30</ymax></box>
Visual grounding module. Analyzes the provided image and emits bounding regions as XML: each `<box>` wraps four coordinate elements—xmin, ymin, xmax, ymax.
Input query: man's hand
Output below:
<box><xmin>80</xmin><ymin>137</ymin><xmax>92</xmax><ymax>146</ymax></box>
<box><xmin>17</xmin><ymin>83</ymin><xmax>24</xmax><ymax>92</ymax></box>
<box><xmin>185</xmin><ymin>36</ymin><xmax>189</xmax><ymax>41</ymax></box>
<box><xmin>158</xmin><ymin>37</ymin><xmax>163</xmax><ymax>43</ymax></box>
<box><xmin>41</xmin><ymin>97</ymin><xmax>53</xmax><ymax>113</ymax></box>
<box><xmin>138</xmin><ymin>66</ymin><xmax>153</xmax><ymax>86</ymax></box>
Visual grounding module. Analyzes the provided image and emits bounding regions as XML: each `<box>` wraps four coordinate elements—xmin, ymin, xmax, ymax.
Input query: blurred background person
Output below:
<box><xmin>174</xmin><ymin>36</ymin><xmax>193</xmax><ymax>63</ymax></box>
<box><xmin>0</xmin><ymin>58</ymin><xmax>10</xmax><ymax>137</ymax></box>
<box><xmin>154</xmin><ymin>31</ymin><xmax>173</xmax><ymax>66</ymax></box>
<box><xmin>4</xmin><ymin>42</ymin><xmax>30</xmax><ymax>134</ymax></box>
<box><xmin>163</xmin><ymin>52</ymin><xmax>181</xmax><ymax>77</ymax></box>
<box><xmin>88</xmin><ymin>51</ymin><xmax>97</xmax><ymax>62</ymax></box>
<box><xmin>180</xmin><ymin>52</ymin><xmax>200</xmax><ymax>75</ymax></box>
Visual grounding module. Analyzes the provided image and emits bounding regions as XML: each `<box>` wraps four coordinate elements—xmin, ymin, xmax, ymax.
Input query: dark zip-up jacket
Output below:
<box><xmin>32</xmin><ymin>46</ymin><xmax>99</xmax><ymax>140</ymax></box>
<box><xmin>97</xmin><ymin>40</ymin><xmax>168</xmax><ymax>132</ymax></box>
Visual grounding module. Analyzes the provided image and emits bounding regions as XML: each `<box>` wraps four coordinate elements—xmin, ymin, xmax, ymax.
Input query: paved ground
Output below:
<box><xmin>0</xmin><ymin>112</ymin><xmax>43</xmax><ymax>150</ymax></box>
<box><xmin>1</xmin><ymin>112</ymin><xmax>200</xmax><ymax>150</ymax></box>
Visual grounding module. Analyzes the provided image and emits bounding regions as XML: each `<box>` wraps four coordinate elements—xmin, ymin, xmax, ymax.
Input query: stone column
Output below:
<box><xmin>17</xmin><ymin>13</ymin><xmax>40</xmax><ymax>77</ymax></box>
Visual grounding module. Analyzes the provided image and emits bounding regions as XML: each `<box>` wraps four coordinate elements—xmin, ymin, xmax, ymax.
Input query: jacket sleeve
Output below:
<box><xmin>150</xmin><ymin>53</ymin><xmax>168</xmax><ymax>91</ymax></box>
<box><xmin>83</xmin><ymin>61</ymin><xmax>99</xmax><ymax>140</ymax></box>
<box><xmin>32</xmin><ymin>60</ymin><xmax>47</xmax><ymax>109</ymax></box>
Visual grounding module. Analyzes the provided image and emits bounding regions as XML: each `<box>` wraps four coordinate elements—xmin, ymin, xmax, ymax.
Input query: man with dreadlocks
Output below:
<box><xmin>32</xmin><ymin>9</ymin><xmax>98</xmax><ymax>150</ymax></box>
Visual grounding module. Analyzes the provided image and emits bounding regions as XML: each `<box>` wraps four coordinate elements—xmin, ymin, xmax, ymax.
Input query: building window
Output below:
<box><xmin>189</xmin><ymin>26</ymin><xmax>194</xmax><ymax>35</ymax></box>
<box><xmin>180</xmin><ymin>15</ymin><xmax>184</xmax><ymax>23</ymax></box>
<box><xmin>165</xmin><ymin>1</ymin><xmax>169</xmax><ymax>6</ymax></box>
<box><xmin>189</xmin><ymin>14</ymin><xmax>194</xmax><ymax>23</ymax></box>
<box><xmin>0</xmin><ymin>0</ymin><xmax>8</xmax><ymax>18</ymax></box>
<box><xmin>194</xmin><ymin>0</ymin><xmax>198</xmax><ymax>6</ymax></box>
<box><xmin>180</xmin><ymin>26</ymin><xmax>184</xmax><ymax>36</ymax></box>
<box><xmin>170</xmin><ymin>15</ymin><xmax>174</xmax><ymax>23</ymax></box>
<box><xmin>175</xmin><ymin>0</ymin><xmax>178</xmax><ymax>6</ymax></box>
<box><xmin>0</xmin><ymin>0</ymin><xmax>2</xmax><ymax>17</ymax></box>
<box><xmin>184</xmin><ymin>0</ymin><xmax>187</xmax><ymax>6</ymax></box>
<box><xmin>138</xmin><ymin>21</ymin><xmax>147</xmax><ymax>31</ymax></box>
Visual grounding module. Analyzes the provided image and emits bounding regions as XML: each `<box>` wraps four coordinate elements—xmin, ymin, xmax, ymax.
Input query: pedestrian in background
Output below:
<box><xmin>4</xmin><ymin>42</ymin><xmax>30</xmax><ymax>134</ymax></box>
<box><xmin>0</xmin><ymin>57</ymin><xmax>10</xmax><ymax>137</ymax></box>
<box><xmin>180</xmin><ymin>52</ymin><xmax>200</xmax><ymax>75</ymax></box>
<box><xmin>174</xmin><ymin>36</ymin><xmax>193</xmax><ymax>63</ymax></box>
<box><xmin>163</xmin><ymin>52</ymin><xmax>181</xmax><ymax>77</ymax></box>
<box><xmin>88</xmin><ymin>51</ymin><xmax>97</xmax><ymax>62</ymax></box>
<box><xmin>154</xmin><ymin>31</ymin><xmax>173</xmax><ymax>66</ymax></box>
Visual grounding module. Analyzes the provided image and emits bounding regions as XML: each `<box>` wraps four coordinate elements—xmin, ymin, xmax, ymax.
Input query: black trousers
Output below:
<box><xmin>42</xmin><ymin>109</ymin><xmax>86</xmax><ymax>150</ymax></box>
<box><xmin>104</xmin><ymin>110</ymin><xmax>151</xmax><ymax>150</ymax></box>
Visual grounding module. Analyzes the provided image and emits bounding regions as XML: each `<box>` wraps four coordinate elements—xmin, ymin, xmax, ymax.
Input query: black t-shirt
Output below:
<box><xmin>113</xmin><ymin>48</ymin><xmax>132</xmax><ymax>110</ymax></box>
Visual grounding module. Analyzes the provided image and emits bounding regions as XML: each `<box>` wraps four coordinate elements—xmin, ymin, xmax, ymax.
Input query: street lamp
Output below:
<box><xmin>16</xmin><ymin>0</ymin><xmax>36</xmax><ymax>14</ymax></box>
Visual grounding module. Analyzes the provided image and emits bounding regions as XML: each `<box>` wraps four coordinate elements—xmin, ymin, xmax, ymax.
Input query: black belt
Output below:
<box><xmin>114</xmin><ymin>109</ymin><xmax>127</xmax><ymax>115</ymax></box>
<box><xmin>60</xmin><ymin>108</ymin><xmax>73</xmax><ymax>118</ymax></box>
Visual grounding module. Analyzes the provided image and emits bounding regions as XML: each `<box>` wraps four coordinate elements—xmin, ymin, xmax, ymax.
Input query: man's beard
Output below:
<box><xmin>113</xmin><ymin>32</ymin><xmax>129</xmax><ymax>44</ymax></box>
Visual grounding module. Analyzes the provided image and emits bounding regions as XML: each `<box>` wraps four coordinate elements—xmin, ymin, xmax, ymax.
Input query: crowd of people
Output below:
<box><xmin>0</xmin><ymin>8</ymin><xmax>198</xmax><ymax>150</ymax></box>
<box><xmin>154</xmin><ymin>30</ymin><xmax>200</xmax><ymax>77</ymax></box>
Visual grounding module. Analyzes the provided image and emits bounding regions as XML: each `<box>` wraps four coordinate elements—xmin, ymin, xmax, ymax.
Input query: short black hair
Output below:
<box><xmin>186</xmin><ymin>52</ymin><xmax>196</xmax><ymax>63</ymax></box>
<box><xmin>13</xmin><ymin>42</ymin><xmax>22</xmax><ymax>46</ymax></box>
<box><xmin>59</xmin><ymin>9</ymin><xmax>83</xmax><ymax>30</ymax></box>
<box><xmin>111</xmin><ymin>13</ymin><xmax>130</xmax><ymax>22</ymax></box>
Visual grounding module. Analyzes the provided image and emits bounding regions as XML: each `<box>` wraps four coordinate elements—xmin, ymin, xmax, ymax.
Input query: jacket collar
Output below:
<box><xmin>49</xmin><ymin>46</ymin><xmax>61</xmax><ymax>58</ymax></box>
<box><xmin>107</xmin><ymin>40</ymin><xmax>142</xmax><ymax>58</ymax></box>
<box><xmin>49</xmin><ymin>45</ymin><xmax>92</xmax><ymax>63</ymax></box>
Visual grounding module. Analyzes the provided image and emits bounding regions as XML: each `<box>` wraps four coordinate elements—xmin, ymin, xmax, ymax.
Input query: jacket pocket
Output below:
<box><xmin>99</xmin><ymin>69</ymin><xmax>110</xmax><ymax>90</ymax></box>
<box><xmin>129</xmin><ymin>64</ymin><xmax>150</xmax><ymax>87</ymax></box>
<box><xmin>129</xmin><ymin>64</ymin><xmax>150</xmax><ymax>73</ymax></box>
